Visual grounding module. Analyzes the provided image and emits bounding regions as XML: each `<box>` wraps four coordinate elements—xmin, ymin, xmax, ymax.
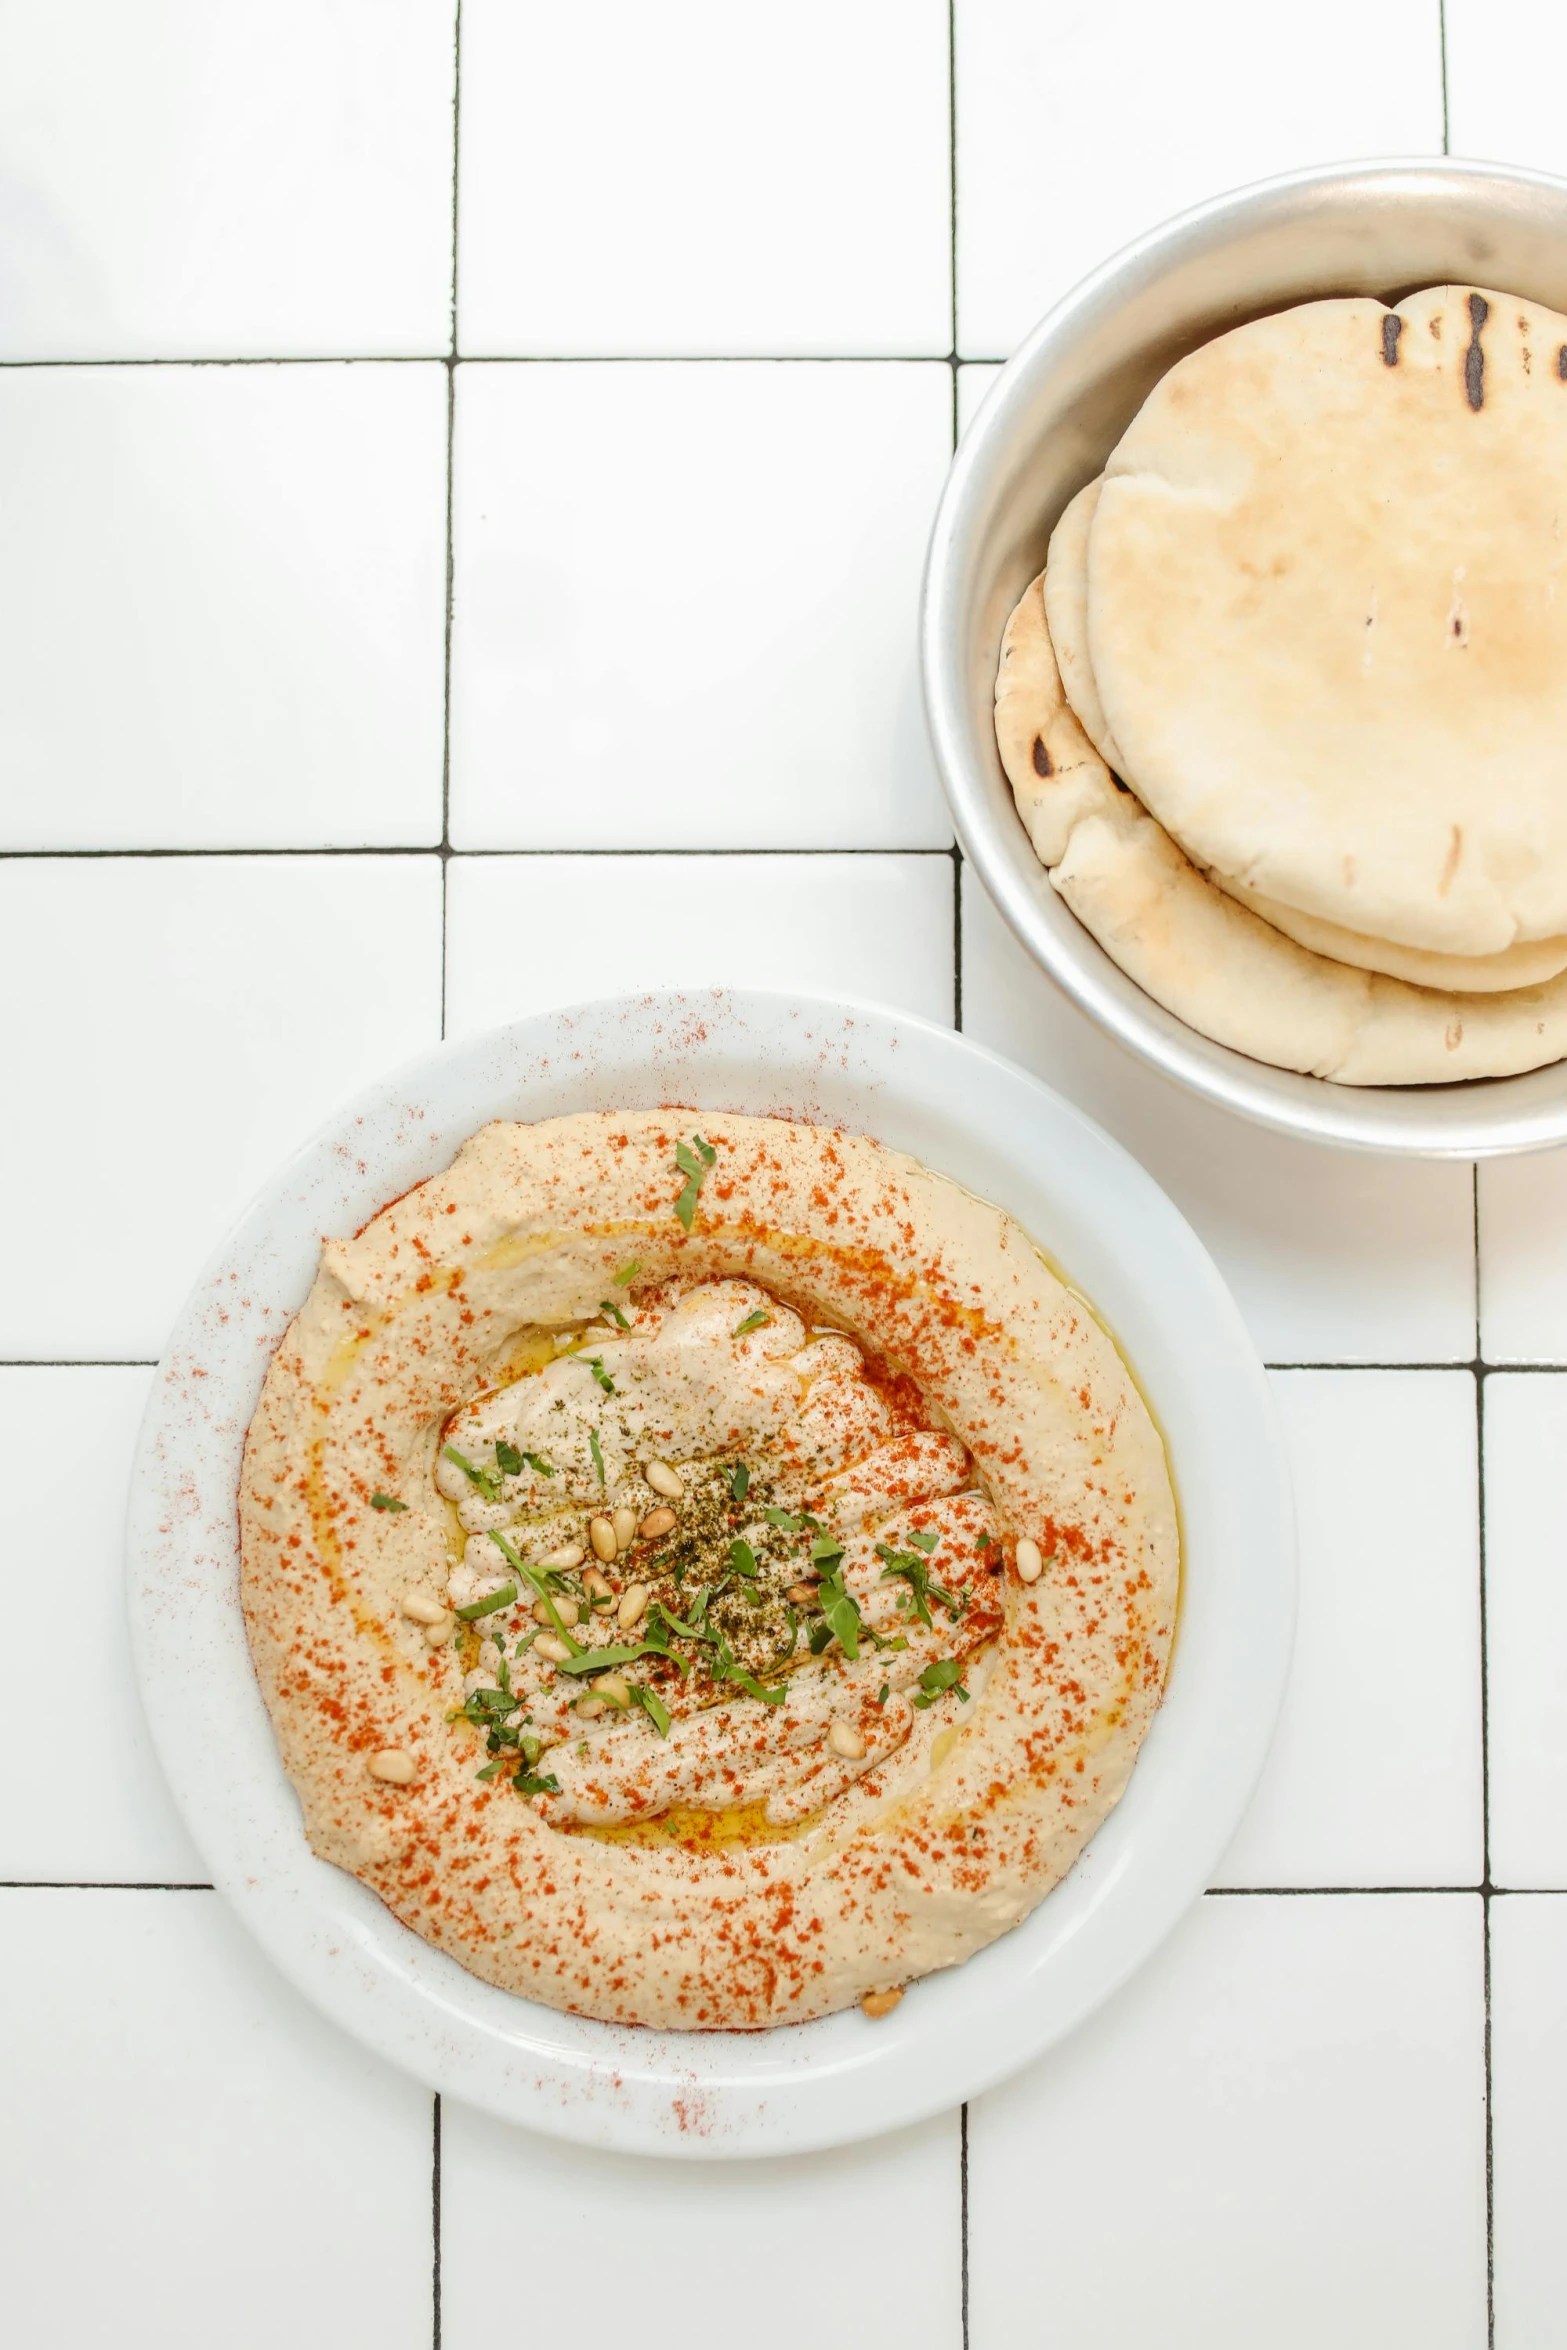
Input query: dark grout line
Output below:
<box><xmin>0</xmin><ymin>351</ymin><xmax>954</xmax><ymax>370</ymax></box>
<box><xmin>432</xmin><ymin>2094</ymin><xmax>444</xmax><ymax>2350</ymax></box>
<box><xmin>1475</xmin><ymin>1351</ymin><xmax>1496</xmax><ymax>2350</ymax></box>
<box><xmin>1204</xmin><ymin>1883</ymin><xmax>1484</xmax><ymax>1897</ymax></box>
<box><xmin>0</xmin><ymin>1880</ymin><xmax>214</xmax><ymax>1891</ymax></box>
<box><xmin>959</xmin><ymin>2100</ymin><xmax>970</xmax><ymax>2350</ymax></box>
<box><xmin>0</xmin><ymin>843</ymin><xmax>959</xmax><ymax>862</ymax></box>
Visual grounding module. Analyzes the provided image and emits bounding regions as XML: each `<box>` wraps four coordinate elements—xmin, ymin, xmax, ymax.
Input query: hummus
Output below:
<box><xmin>239</xmin><ymin>1112</ymin><xmax>1178</xmax><ymax>2029</ymax></box>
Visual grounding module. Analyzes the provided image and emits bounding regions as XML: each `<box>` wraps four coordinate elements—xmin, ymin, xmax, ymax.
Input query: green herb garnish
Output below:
<box><xmin>488</xmin><ymin>1531</ymin><xmax>585</xmax><ymax>1653</ymax></box>
<box><xmin>522</xmin><ymin>1449</ymin><xmax>554</xmax><ymax>1478</ymax></box>
<box><xmin>761</xmin><ymin>1505</ymin><xmax>804</xmax><ymax>1532</ymax></box>
<box><xmin>514</xmin><ymin>1770</ymin><xmax>561</xmax><ymax>1798</ymax></box>
<box><xmin>589</xmin><ymin>1429</ymin><xmax>606</xmax><ymax>1486</ymax></box>
<box><xmin>810</xmin><ymin>1530</ymin><xmax>845</xmax><ymax>1569</ymax></box>
<box><xmin>550</xmin><ymin>1640</ymin><xmax>660</xmax><ymax>1677</ymax></box>
<box><xmin>907</xmin><ymin>1528</ymin><xmax>939</xmax><ymax>1554</ymax></box>
<box><xmin>599</xmin><ymin>1298</ymin><xmax>631</xmax><ymax>1330</ymax></box>
<box><xmin>443</xmin><ymin>1443</ymin><xmax>503</xmax><ymax>1502</ymax></box>
<box><xmin>911</xmin><ymin>1658</ymin><xmax>969</xmax><ymax>1710</ymax></box>
<box><xmin>455</xmin><ymin>1581</ymin><xmax>517</xmax><ymax>1620</ymax></box>
<box><xmin>713</xmin><ymin>1638</ymin><xmax>788</xmax><ymax>1705</ymax></box>
<box><xmin>370</xmin><ymin>1492</ymin><xmax>407</xmax><ymax>1512</ymax></box>
<box><xmin>729</xmin><ymin>1459</ymin><xmax>750</xmax><ymax>1503</ymax></box>
<box><xmin>632</xmin><ymin>1684</ymin><xmax>672</xmax><ymax>1737</ymax></box>
<box><xmin>876</xmin><ymin>1682</ymin><xmax>890</xmax><ymax>1706</ymax></box>
<box><xmin>733</xmin><ymin>1309</ymin><xmax>771</xmax><ymax>1338</ymax></box>
<box><xmin>876</xmin><ymin>1543</ymin><xmax>963</xmax><ymax>1629</ymax></box>
<box><xmin>730</xmin><ymin>1536</ymin><xmax>758</xmax><ymax>1579</ymax></box>
<box><xmin>585</xmin><ymin>1356</ymin><xmax>616</xmax><ymax>1395</ymax></box>
<box><xmin>613</xmin><ymin>1260</ymin><xmax>641</xmax><ymax>1286</ymax></box>
<box><xmin>494</xmin><ymin>1439</ymin><xmax>525</xmax><ymax>1478</ymax></box>
<box><xmin>672</xmin><ymin>1133</ymin><xmax>717</xmax><ymax>1230</ymax></box>
<box><xmin>815</xmin><ymin>1565</ymin><xmax>862</xmax><ymax>1661</ymax></box>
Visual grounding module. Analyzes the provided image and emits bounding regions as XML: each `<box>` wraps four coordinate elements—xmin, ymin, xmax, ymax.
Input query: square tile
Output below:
<box><xmin>1482</xmin><ymin>1375</ymin><xmax>1567</xmax><ymax>1887</ymax></box>
<box><xmin>960</xmin><ymin>872</ymin><xmax>1478</xmax><ymax>1363</ymax></box>
<box><xmin>969</xmin><ymin>1894</ymin><xmax>1487</xmax><ymax>2350</ymax></box>
<box><xmin>954</xmin><ymin>0</ymin><xmax>1444</xmax><ymax>357</ymax></box>
<box><xmin>445</xmin><ymin>852</ymin><xmax>956</xmax><ymax>1034</ymax></box>
<box><xmin>0</xmin><ymin>0</ymin><xmax>456</xmax><ymax>359</ymax></box>
<box><xmin>0</xmin><ymin>1889</ymin><xmax>432</xmax><ymax>2345</ymax></box>
<box><xmin>1478</xmin><ymin>1152</ymin><xmax>1567</xmax><ymax>1363</ymax></box>
<box><xmin>1447</xmin><ymin>0</ymin><xmax>1567</xmax><ymax>178</ymax></box>
<box><xmin>1213</xmin><ymin>1372</ymin><xmax>1482</xmax><ymax>1889</ymax></box>
<box><xmin>457</xmin><ymin>0</ymin><xmax>951</xmax><ymax>356</ymax></box>
<box><xmin>0</xmin><ymin>1368</ymin><xmax>203</xmax><ymax>1884</ymax></box>
<box><xmin>1490</xmin><ymin>1894</ymin><xmax>1567</xmax><ymax>2350</ymax></box>
<box><xmin>440</xmin><ymin>2097</ymin><xmax>960</xmax><ymax>2349</ymax></box>
<box><xmin>0</xmin><ymin>366</ymin><xmax>448</xmax><ymax>849</ymax></box>
<box><xmin>448</xmin><ymin>361</ymin><xmax>954</xmax><ymax>850</ymax></box>
<box><xmin>0</xmin><ymin>857</ymin><xmax>442</xmax><ymax>1360</ymax></box>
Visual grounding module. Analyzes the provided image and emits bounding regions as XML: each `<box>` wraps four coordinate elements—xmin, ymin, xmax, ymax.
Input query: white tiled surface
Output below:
<box><xmin>1483</xmin><ymin>1377</ymin><xmax>1567</xmax><ymax>1889</ymax></box>
<box><xmin>7</xmin><ymin>4</ymin><xmax>1565</xmax><ymax>2341</ymax></box>
<box><xmin>448</xmin><ymin>361</ymin><xmax>953</xmax><ymax>849</ymax></box>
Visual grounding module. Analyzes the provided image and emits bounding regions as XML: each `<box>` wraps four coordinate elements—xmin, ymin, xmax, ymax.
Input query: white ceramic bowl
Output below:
<box><xmin>922</xmin><ymin>156</ymin><xmax>1567</xmax><ymax>1158</ymax></box>
<box><xmin>126</xmin><ymin>990</ymin><xmax>1294</xmax><ymax>2157</ymax></box>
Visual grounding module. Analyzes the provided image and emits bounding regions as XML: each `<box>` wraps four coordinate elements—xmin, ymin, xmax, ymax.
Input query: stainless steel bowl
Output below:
<box><xmin>922</xmin><ymin>157</ymin><xmax>1567</xmax><ymax>1158</ymax></box>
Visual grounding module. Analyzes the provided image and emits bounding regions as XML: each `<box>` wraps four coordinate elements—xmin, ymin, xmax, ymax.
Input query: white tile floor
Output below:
<box><xmin>3</xmin><ymin>3</ymin><xmax>1562</xmax><ymax>2343</ymax></box>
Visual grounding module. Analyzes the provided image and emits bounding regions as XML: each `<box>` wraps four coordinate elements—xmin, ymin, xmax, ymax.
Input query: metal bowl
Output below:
<box><xmin>921</xmin><ymin>157</ymin><xmax>1567</xmax><ymax>1158</ymax></box>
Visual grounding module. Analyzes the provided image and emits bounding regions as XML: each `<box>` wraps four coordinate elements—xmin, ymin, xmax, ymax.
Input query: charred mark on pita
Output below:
<box><xmin>1558</xmin><ymin>344</ymin><xmax>1567</xmax><ymax>382</ymax></box>
<box><xmin>1031</xmin><ymin>734</ymin><xmax>1052</xmax><ymax>777</ymax></box>
<box><xmin>1381</xmin><ymin>314</ymin><xmax>1403</xmax><ymax>367</ymax></box>
<box><xmin>1465</xmin><ymin>292</ymin><xmax>1489</xmax><ymax>411</ymax></box>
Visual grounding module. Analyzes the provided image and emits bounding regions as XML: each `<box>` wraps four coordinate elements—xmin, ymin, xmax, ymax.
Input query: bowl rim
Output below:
<box><xmin>922</xmin><ymin>152</ymin><xmax>1567</xmax><ymax>1159</ymax></box>
<box><xmin>125</xmin><ymin>987</ymin><xmax>1296</xmax><ymax>2158</ymax></box>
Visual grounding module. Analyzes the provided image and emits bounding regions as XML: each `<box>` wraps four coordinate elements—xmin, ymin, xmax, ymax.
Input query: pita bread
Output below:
<box><xmin>1043</xmin><ymin>478</ymin><xmax>1127</xmax><ymax>773</ymax></box>
<box><xmin>994</xmin><ymin>576</ymin><xmax>1567</xmax><ymax>1085</ymax></box>
<box><xmin>1046</xmin><ymin>474</ymin><xmax>1567</xmax><ymax>993</ymax></box>
<box><xmin>1088</xmin><ymin>285</ymin><xmax>1567</xmax><ymax>956</ymax></box>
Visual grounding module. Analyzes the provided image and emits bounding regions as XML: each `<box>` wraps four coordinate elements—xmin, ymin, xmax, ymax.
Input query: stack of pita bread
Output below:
<box><xmin>994</xmin><ymin>284</ymin><xmax>1567</xmax><ymax>1085</ymax></box>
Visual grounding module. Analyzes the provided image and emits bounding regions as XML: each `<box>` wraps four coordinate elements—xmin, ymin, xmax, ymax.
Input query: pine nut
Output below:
<box><xmin>540</xmin><ymin>1543</ymin><xmax>585</xmax><ymax>1570</ymax></box>
<box><xmin>639</xmin><ymin>1505</ymin><xmax>677</xmax><ymax>1539</ymax></box>
<box><xmin>582</xmin><ymin>1566</ymin><xmax>615</xmax><ymax>1602</ymax></box>
<box><xmin>593</xmin><ymin>1673</ymin><xmax>632</xmax><ymax>1707</ymax></box>
<box><xmin>645</xmin><ymin>1459</ymin><xmax>683</xmax><ymax>1499</ymax></box>
<box><xmin>575</xmin><ymin>1695</ymin><xmax>608</xmax><ymax>1719</ymax></box>
<box><xmin>828</xmin><ymin>1720</ymin><xmax>866</xmax><ymax>1760</ymax></box>
<box><xmin>589</xmin><ymin>1515</ymin><xmax>617</xmax><ymax>1563</ymax></box>
<box><xmin>368</xmin><ymin>1749</ymin><xmax>416</xmax><ymax>1785</ymax></box>
<box><xmin>787</xmin><ymin>1580</ymin><xmax>820</xmax><ymax>1606</ymax></box>
<box><xmin>535</xmin><ymin>1595</ymin><xmax>580</xmax><ymax>1627</ymax></box>
<box><xmin>1015</xmin><ymin>1537</ymin><xmax>1044</xmax><ymax>1583</ymax></box>
<box><xmin>401</xmin><ymin>1591</ymin><xmax>447</xmax><ymax>1626</ymax></box>
<box><xmin>612</xmin><ymin>1503</ymin><xmax>639</xmax><ymax>1551</ymax></box>
<box><xmin>534</xmin><ymin>1634</ymin><xmax>572</xmax><ymax>1665</ymax></box>
<box><xmin>617</xmin><ymin>1583</ymin><xmax>650</xmax><ymax>1631</ymax></box>
<box><xmin>424</xmin><ymin>1616</ymin><xmax>454</xmax><ymax>1646</ymax></box>
<box><xmin>861</xmin><ymin>1986</ymin><xmax>904</xmax><ymax>2020</ymax></box>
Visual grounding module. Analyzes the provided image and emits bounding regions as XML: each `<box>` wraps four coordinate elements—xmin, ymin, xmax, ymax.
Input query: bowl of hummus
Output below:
<box><xmin>128</xmin><ymin>990</ymin><xmax>1293</xmax><ymax>2155</ymax></box>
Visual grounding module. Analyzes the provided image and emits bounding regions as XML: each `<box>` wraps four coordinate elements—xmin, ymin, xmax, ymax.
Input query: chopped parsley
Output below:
<box><xmin>489</xmin><ymin>1531</ymin><xmax>585</xmax><ymax>1652</ymax></box>
<box><xmin>454</xmin><ymin>1581</ymin><xmax>517</xmax><ymax>1621</ymax></box>
<box><xmin>876</xmin><ymin>1543</ymin><xmax>964</xmax><ymax>1629</ymax></box>
<box><xmin>728</xmin><ymin>1459</ymin><xmax>750</xmax><ymax>1502</ymax></box>
<box><xmin>599</xmin><ymin>1298</ymin><xmax>631</xmax><ymax>1331</ymax></box>
<box><xmin>494</xmin><ymin>1438</ymin><xmax>525</xmax><ymax>1478</ymax></box>
<box><xmin>370</xmin><ymin>1492</ymin><xmax>407</xmax><ymax>1512</ymax></box>
<box><xmin>589</xmin><ymin>1429</ymin><xmax>606</xmax><ymax>1486</ymax></box>
<box><xmin>912</xmin><ymin>1657</ymin><xmax>970</xmax><ymax>1710</ymax></box>
<box><xmin>733</xmin><ymin>1308</ymin><xmax>771</xmax><ymax>1338</ymax></box>
<box><xmin>729</xmin><ymin>1536</ymin><xmax>758</xmax><ymax>1579</ymax></box>
<box><xmin>443</xmin><ymin>1443</ymin><xmax>503</xmax><ymax>1502</ymax></box>
<box><xmin>814</xmin><ymin>1563</ymin><xmax>862</xmax><ymax>1661</ymax></box>
<box><xmin>907</xmin><ymin>1528</ymin><xmax>940</xmax><ymax>1554</ymax></box>
<box><xmin>514</xmin><ymin>1770</ymin><xmax>560</xmax><ymax>1798</ymax></box>
<box><xmin>522</xmin><ymin>1449</ymin><xmax>554</xmax><ymax>1478</ymax></box>
<box><xmin>876</xmin><ymin>1682</ymin><xmax>890</xmax><ymax>1706</ymax></box>
<box><xmin>632</xmin><ymin>1683</ymin><xmax>672</xmax><ymax>1737</ymax></box>
<box><xmin>672</xmin><ymin>1133</ymin><xmax>717</xmax><ymax>1229</ymax></box>
<box><xmin>810</xmin><ymin>1530</ymin><xmax>845</xmax><ymax>1568</ymax></box>
<box><xmin>585</xmin><ymin>1355</ymin><xmax>616</xmax><ymax>1395</ymax></box>
<box><xmin>761</xmin><ymin>1504</ymin><xmax>809</xmax><ymax>1533</ymax></box>
<box><xmin>613</xmin><ymin>1259</ymin><xmax>641</xmax><ymax>1286</ymax></box>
